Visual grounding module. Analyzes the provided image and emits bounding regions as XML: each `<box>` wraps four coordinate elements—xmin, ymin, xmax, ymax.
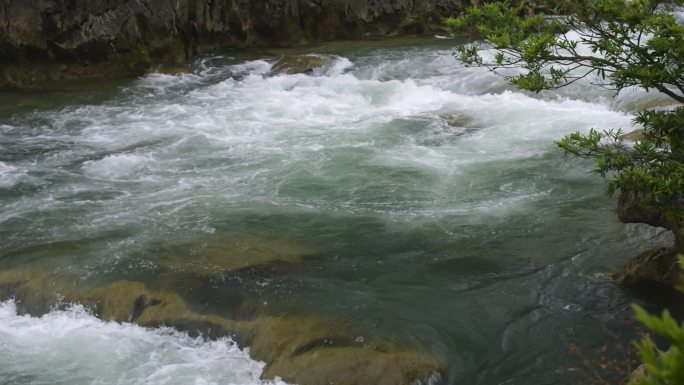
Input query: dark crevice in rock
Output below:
<box><xmin>131</xmin><ymin>294</ymin><xmax>162</xmax><ymax>322</ymax></box>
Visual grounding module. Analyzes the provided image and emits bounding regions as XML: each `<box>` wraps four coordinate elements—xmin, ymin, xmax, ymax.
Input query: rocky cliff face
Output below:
<box><xmin>0</xmin><ymin>0</ymin><xmax>473</xmax><ymax>87</ymax></box>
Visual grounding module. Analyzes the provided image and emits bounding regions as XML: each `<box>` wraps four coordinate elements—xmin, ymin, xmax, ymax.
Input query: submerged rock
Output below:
<box><xmin>612</xmin><ymin>248</ymin><xmax>681</xmax><ymax>288</ymax></box>
<box><xmin>77</xmin><ymin>281</ymin><xmax>190</xmax><ymax>324</ymax></box>
<box><xmin>440</xmin><ymin>112</ymin><xmax>474</xmax><ymax>128</ymax></box>
<box><xmin>271</xmin><ymin>55</ymin><xmax>333</xmax><ymax>75</ymax></box>
<box><xmin>256</xmin><ymin>331</ymin><xmax>443</xmax><ymax>385</ymax></box>
<box><xmin>0</xmin><ymin>269</ymin><xmax>445</xmax><ymax>385</ymax></box>
<box><xmin>0</xmin><ymin>270</ymin><xmax>73</xmax><ymax>315</ymax></box>
<box><xmin>414</xmin><ymin>112</ymin><xmax>480</xmax><ymax>146</ymax></box>
<box><xmin>160</xmin><ymin>236</ymin><xmax>315</xmax><ymax>277</ymax></box>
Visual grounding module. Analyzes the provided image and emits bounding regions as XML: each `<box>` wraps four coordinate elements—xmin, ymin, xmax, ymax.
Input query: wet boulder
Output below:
<box><xmin>440</xmin><ymin>112</ymin><xmax>474</xmax><ymax>128</ymax></box>
<box><xmin>0</xmin><ymin>270</ymin><xmax>74</xmax><ymax>315</ymax></box>
<box><xmin>250</xmin><ymin>316</ymin><xmax>444</xmax><ymax>385</ymax></box>
<box><xmin>612</xmin><ymin>248</ymin><xmax>681</xmax><ymax>288</ymax></box>
<box><xmin>78</xmin><ymin>281</ymin><xmax>190</xmax><ymax>324</ymax></box>
<box><xmin>616</xmin><ymin>191</ymin><xmax>671</xmax><ymax>230</ymax></box>
<box><xmin>271</xmin><ymin>55</ymin><xmax>333</xmax><ymax>76</ymax></box>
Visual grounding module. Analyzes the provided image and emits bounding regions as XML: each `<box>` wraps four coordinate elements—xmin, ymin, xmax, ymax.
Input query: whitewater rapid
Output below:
<box><xmin>0</xmin><ymin>300</ymin><xmax>289</xmax><ymax>385</ymax></box>
<box><xmin>0</xmin><ymin>39</ymin><xmax>666</xmax><ymax>385</ymax></box>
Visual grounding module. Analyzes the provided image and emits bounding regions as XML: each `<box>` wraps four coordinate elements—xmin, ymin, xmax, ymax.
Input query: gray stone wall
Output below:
<box><xmin>0</xmin><ymin>0</ymin><xmax>474</xmax><ymax>86</ymax></box>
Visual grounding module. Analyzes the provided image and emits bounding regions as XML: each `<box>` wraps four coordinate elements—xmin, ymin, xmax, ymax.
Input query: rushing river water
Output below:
<box><xmin>0</xmin><ymin>37</ymin><xmax>675</xmax><ymax>385</ymax></box>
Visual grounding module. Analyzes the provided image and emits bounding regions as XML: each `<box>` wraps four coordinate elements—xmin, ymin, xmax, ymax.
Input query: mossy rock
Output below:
<box><xmin>244</xmin><ymin>315</ymin><xmax>354</xmax><ymax>360</ymax></box>
<box><xmin>106</xmin><ymin>46</ymin><xmax>153</xmax><ymax>77</ymax></box>
<box><xmin>612</xmin><ymin>248</ymin><xmax>681</xmax><ymax>288</ymax></box>
<box><xmin>76</xmin><ymin>281</ymin><xmax>190</xmax><ymax>324</ymax></box>
<box><xmin>159</xmin><ymin>236</ymin><xmax>315</xmax><ymax>277</ymax></box>
<box><xmin>0</xmin><ymin>270</ymin><xmax>445</xmax><ymax>385</ymax></box>
<box><xmin>0</xmin><ymin>269</ymin><xmax>78</xmax><ymax>315</ymax></box>
<box><xmin>263</xmin><ymin>346</ymin><xmax>443</xmax><ymax>385</ymax></box>
<box><xmin>271</xmin><ymin>55</ymin><xmax>333</xmax><ymax>75</ymax></box>
<box><xmin>250</xmin><ymin>316</ymin><xmax>444</xmax><ymax>385</ymax></box>
<box><xmin>85</xmin><ymin>281</ymin><xmax>445</xmax><ymax>385</ymax></box>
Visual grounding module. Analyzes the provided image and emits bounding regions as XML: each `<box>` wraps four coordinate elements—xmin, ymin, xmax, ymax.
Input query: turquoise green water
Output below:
<box><xmin>0</xmin><ymin>38</ymin><xmax>672</xmax><ymax>384</ymax></box>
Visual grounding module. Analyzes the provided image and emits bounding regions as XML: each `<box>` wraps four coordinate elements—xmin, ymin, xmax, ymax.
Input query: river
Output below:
<box><xmin>0</xmin><ymin>37</ymin><xmax>673</xmax><ymax>385</ymax></box>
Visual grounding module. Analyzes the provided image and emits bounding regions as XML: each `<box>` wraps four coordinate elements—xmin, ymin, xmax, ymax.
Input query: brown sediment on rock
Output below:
<box><xmin>612</xmin><ymin>248</ymin><xmax>681</xmax><ymax>288</ymax></box>
<box><xmin>0</xmin><ymin>0</ymin><xmax>475</xmax><ymax>88</ymax></box>
<box><xmin>0</xmin><ymin>269</ymin><xmax>446</xmax><ymax>385</ymax></box>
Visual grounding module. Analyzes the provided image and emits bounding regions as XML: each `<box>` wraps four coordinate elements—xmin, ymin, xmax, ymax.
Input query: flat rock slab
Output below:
<box><xmin>158</xmin><ymin>236</ymin><xmax>315</xmax><ymax>277</ymax></box>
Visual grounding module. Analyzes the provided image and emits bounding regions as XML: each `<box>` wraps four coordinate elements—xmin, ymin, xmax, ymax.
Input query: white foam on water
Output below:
<box><xmin>324</xmin><ymin>56</ymin><xmax>354</xmax><ymax>77</ymax></box>
<box><xmin>228</xmin><ymin>59</ymin><xmax>273</xmax><ymax>78</ymax></box>
<box><xmin>0</xmin><ymin>46</ymin><xmax>650</xmax><ymax>255</ymax></box>
<box><xmin>82</xmin><ymin>154</ymin><xmax>153</xmax><ymax>180</ymax></box>
<box><xmin>0</xmin><ymin>300</ymin><xmax>291</xmax><ymax>385</ymax></box>
<box><xmin>0</xmin><ymin>161</ymin><xmax>27</xmax><ymax>189</ymax></box>
<box><xmin>138</xmin><ymin>72</ymin><xmax>204</xmax><ymax>90</ymax></box>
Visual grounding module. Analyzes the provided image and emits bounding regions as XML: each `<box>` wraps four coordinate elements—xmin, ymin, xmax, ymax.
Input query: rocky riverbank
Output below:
<box><xmin>0</xmin><ymin>0</ymin><xmax>476</xmax><ymax>88</ymax></box>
